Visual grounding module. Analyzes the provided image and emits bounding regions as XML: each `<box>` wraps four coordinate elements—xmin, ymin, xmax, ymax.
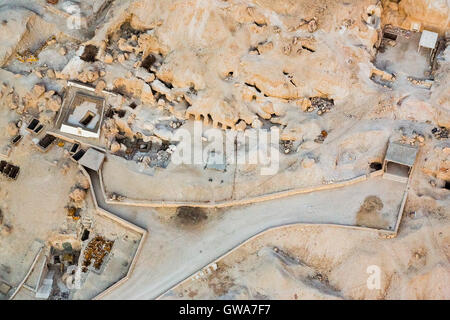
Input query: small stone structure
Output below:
<box><xmin>57</xmin><ymin>83</ymin><xmax>105</xmax><ymax>139</ymax></box>
<box><xmin>383</xmin><ymin>142</ymin><xmax>419</xmax><ymax>183</ymax></box>
<box><xmin>78</xmin><ymin>148</ymin><xmax>106</xmax><ymax>171</ymax></box>
<box><xmin>418</xmin><ymin>30</ymin><xmax>438</xmax><ymax>55</ymax></box>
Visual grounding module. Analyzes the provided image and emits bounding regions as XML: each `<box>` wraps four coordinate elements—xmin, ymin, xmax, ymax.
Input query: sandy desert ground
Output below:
<box><xmin>0</xmin><ymin>0</ymin><xmax>449</xmax><ymax>300</ymax></box>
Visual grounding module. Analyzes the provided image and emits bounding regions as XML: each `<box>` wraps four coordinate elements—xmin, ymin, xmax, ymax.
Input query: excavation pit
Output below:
<box><xmin>375</xmin><ymin>27</ymin><xmax>436</xmax><ymax>79</ymax></box>
<box><xmin>26</xmin><ymin>119</ymin><xmax>39</xmax><ymax>132</ymax></box>
<box><xmin>444</xmin><ymin>181</ymin><xmax>450</xmax><ymax>191</ymax></box>
<box><xmin>80</xmin><ymin>45</ymin><xmax>98</xmax><ymax>62</ymax></box>
<box><xmin>141</xmin><ymin>54</ymin><xmax>156</xmax><ymax>71</ymax></box>
<box><xmin>370</xmin><ymin>162</ymin><xmax>383</xmax><ymax>171</ymax></box>
<box><xmin>383</xmin><ymin>142</ymin><xmax>418</xmax><ymax>183</ymax></box>
<box><xmin>37</xmin><ymin>134</ymin><xmax>56</xmax><ymax>151</ymax></box>
<box><xmin>72</xmin><ymin>149</ymin><xmax>86</xmax><ymax>161</ymax></box>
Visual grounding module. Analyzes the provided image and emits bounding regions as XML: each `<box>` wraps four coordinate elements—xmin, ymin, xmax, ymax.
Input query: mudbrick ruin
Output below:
<box><xmin>0</xmin><ymin>0</ymin><xmax>449</xmax><ymax>302</ymax></box>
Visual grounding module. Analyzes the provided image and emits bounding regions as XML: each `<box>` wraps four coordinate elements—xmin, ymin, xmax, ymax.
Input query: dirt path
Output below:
<box><xmin>87</xmin><ymin>171</ymin><xmax>406</xmax><ymax>299</ymax></box>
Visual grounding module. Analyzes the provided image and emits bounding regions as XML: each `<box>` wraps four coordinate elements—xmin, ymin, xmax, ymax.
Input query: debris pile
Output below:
<box><xmin>407</xmin><ymin>77</ymin><xmax>433</xmax><ymax>89</ymax></box>
<box><xmin>82</xmin><ymin>236</ymin><xmax>114</xmax><ymax>273</ymax></box>
<box><xmin>66</xmin><ymin>206</ymin><xmax>81</xmax><ymax>221</ymax></box>
<box><xmin>399</xmin><ymin>131</ymin><xmax>426</xmax><ymax>146</ymax></box>
<box><xmin>308</xmin><ymin>97</ymin><xmax>334</xmax><ymax>115</ymax></box>
<box><xmin>15</xmin><ymin>36</ymin><xmax>56</xmax><ymax>64</ymax></box>
<box><xmin>422</xmin><ymin>146</ymin><xmax>450</xmax><ymax>181</ymax></box>
<box><xmin>431</xmin><ymin>127</ymin><xmax>448</xmax><ymax>140</ymax></box>
<box><xmin>314</xmin><ymin>130</ymin><xmax>328</xmax><ymax>143</ymax></box>
<box><xmin>370</xmin><ymin>68</ymin><xmax>396</xmax><ymax>88</ymax></box>
<box><xmin>1</xmin><ymin>82</ymin><xmax>62</xmax><ymax>119</ymax></box>
<box><xmin>108</xmin><ymin>192</ymin><xmax>126</xmax><ymax>201</ymax></box>
<box><xmin>280</xmin><ymin>140</ymin><xmax>294</xmax><ymax>154</ymax></box>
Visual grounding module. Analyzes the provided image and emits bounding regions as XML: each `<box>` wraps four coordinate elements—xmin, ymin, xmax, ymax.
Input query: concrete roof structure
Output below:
<box><xmin>57</xmin><ymin>84</ymin><xmax>105</xmax><ymax>139</ymax></box>
<box><xmin>419</xmin><ymin>30</ymin><xmax>438</xmax><ymax>49</ymax></box>
<box><xmin>78</xmin><ymin>148</ymin><xmax>106</xmax><ymax>171</ymax></box>
<box><xmin>384</xmin><ymin>141</ymin><xmax>418</xmax><ymax>167</ymax></box>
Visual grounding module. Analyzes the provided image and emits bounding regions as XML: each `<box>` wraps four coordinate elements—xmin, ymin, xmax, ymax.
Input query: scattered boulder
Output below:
<box><xmin>135</xmin><ymin>67</ymin><xmax>155</xmax><ymax>83</ymax></box>
<box><xmin>6</xmin><ymin>122</ymin><xmax>18</xmax><ymax>136</ymax></box>
<box><xmin>252</xmin><ymin>118</ymin><xmax>263</xmax><ymax>129</ymax></box>
<box><xmin>69</xmin><ymin>188</ymin><xmax>87</xmax><ymax>203</ymax></box>
<box><xmin>117</xmin><ymin>53</ymin><xmax>126</xmax><ymax>63</ymax></box>
<box><xmin>298</xmin><ymin>98</ymin><xmax>312</xmax><ymax>112</ymax></box>
<box><xmin>308</xmin><ymin>19</ymin><xmax>318</xmax><ymax>32</ymax></box>
<box><xmin>39</xmin><ymin>110</ymin><xmax>56</xmax><ymax>124</ymax></box>
<box><xmin>95</xmin><ymin>80</ymin><xmax>106</xmax><ymax>95</ymax></box>
<box><xmin>76</xmin><ymin>172</ymin><xmax>91</xmax><ymax>190</ymax></box>
<box><xmin>110</xmin><ymin>141</ymin><xmax>121</xmax><ymax>153</ymax></box>
<box><xmin>103</xmin><ymin>54</ymin><xmax>114</xmax><ymax>64</ymax></box>
<box><xmin>118</xmin><ymin>38</ymin><xmax>135</xmax><ymax>53</ymax></box>
<box><xmin>114</xmin><ymin>77</ymin><xmax>155</xmax><ymax>105</ymax></box>
<box><xmin>236</xmin><ymin>120</ymin><xmax>247</xmax><ymax>131</ymax></box>
<box><xmin>32</xmin><ymin>84</ymin><xmax>46</xmax><ymax>98</ymax></box>
<box><xmin>78</xmin><ymin>69</ymin><xmax>100</xmax><ymax>83</ymax></box>
<box><xmin>47</xmin><ymin>95</ymin><xmax>62</xmax><ymax>112</ymax></box>
<box><xmin>46</xmin><ymin>69</ymin><xmax>56</xmax><ymax>79</ymax></box>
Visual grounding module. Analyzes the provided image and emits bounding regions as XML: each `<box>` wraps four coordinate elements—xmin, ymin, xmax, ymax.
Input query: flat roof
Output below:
<box><xmin>419</xmin><ymin>30</ymin><xmax>438</xmax><ymax>49</ymax></box>
<box><xmin>57</xmin><ymin>85</ymin><xmax>105</xmax><ymax>131</ymax></box>
<box><xmin>78</xmin><ymin>148</ymin><xmax>105</xmax><ymax>171</ymax></box>
<box><xmin>385</xmin><ymin>142</ymin><xmax>418</xmax><ymax>167</ymax></box>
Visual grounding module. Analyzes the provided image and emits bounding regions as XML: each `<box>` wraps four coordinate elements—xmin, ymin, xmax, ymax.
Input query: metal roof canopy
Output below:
<box><xmin>419</xmin><ymin>30</ymin><xmax>438</xmax><ymax>49</ymax></box>
<box><xmin>384</xmin><ymin>141</ymin><xmax>418</xmax><ymax>167</ymax></box>
<box><xmin>78</xmin><ymin>148</ymin><xmax>105</xmax><ymax>171</ymax></box>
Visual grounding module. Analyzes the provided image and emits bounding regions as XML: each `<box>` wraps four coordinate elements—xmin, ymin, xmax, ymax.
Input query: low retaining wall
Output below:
<box><xmin>47</xmin><ymin>131</ymin><xmax>107</xmax><ymax>153</ymax></box>
<box><xmin>78</xmin><ymin>166</ymin><xmax>147</xmax><ymax>300</ymax></box>
<box><xmin>156</xmin><ymin>186</ymin><xmax>411</xmax><ymax>299</ymax></box>
<box><xmin>100</xmin><ymin>169</ymin><xmax>384</xmax><ymax>208</ymax></box>
<box><xmin>9</xmin><ymin>247</ymin><xmax>44</xmax><ymax>300</ymax></box>
<box><xmin>156</xmin><ymin>159</ymin><xmax>420</xmax><ymax>298</ymax></box>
